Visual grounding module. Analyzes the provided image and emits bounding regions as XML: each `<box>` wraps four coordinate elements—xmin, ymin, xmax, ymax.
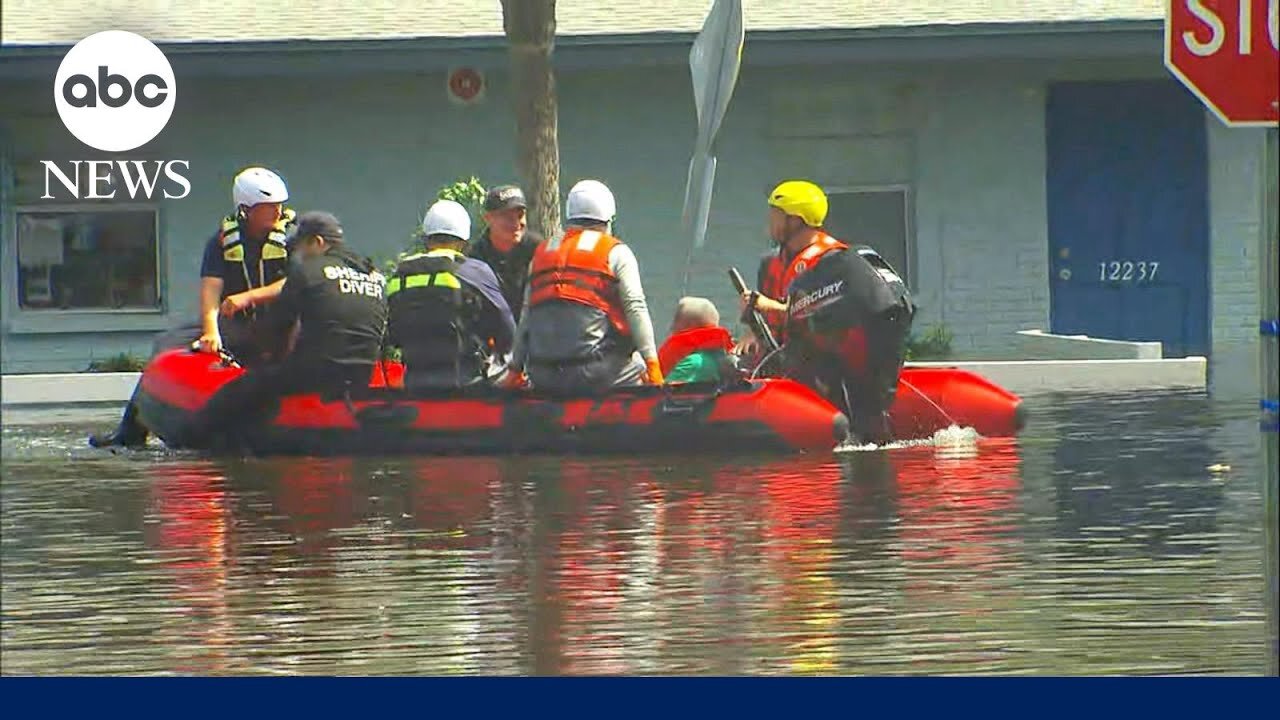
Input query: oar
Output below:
<box><xmin>728</xmin><ymin>267</ymin><xmax>779</xmax><ymax>352</ymax></box>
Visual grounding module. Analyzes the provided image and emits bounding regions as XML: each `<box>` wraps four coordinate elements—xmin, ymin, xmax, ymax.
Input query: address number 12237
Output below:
<box><xmin>1099</xmin><ymin>260</ymin><xmax>1159</xmax><ymax>283</ymax></box>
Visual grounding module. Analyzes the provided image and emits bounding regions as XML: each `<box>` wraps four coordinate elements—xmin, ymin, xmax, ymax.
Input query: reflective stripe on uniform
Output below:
<box><xmin>220</xmin><ymin>209</ymin><xmax>295</xmax><ymax>264</ymax></box>
<box><xmin>262</xmin><ymin>242</ymin><xmax>288</xmax><ymax>260</ymax></box>
<box><xmin>386</xmin><ymin>271</ymin><xmax>461</xmax><ymax>296</ymax></box>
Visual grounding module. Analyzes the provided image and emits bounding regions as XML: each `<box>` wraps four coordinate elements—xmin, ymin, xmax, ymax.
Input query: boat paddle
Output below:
<box><xmin>728</xmin><ymin>267</ymin><xmax>779</xmax><ymax>353</ymax></box>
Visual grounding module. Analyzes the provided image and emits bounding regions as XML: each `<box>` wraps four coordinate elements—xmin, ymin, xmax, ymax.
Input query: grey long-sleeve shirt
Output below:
<box><xmin>511</xmin><ymin>242</ymin><xmax>658</xmax><ymax>368</ymax></box>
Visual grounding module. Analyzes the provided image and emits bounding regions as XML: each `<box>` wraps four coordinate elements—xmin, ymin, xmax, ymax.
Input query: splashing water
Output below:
<box><xmin>835</xmin><ymin>423</ymin><xmax>982</xmax><ymax>454</ymax></box>
<box><xmin>931</xmin><ymin>423</ymin><xmax>983</xmax><ymax>458</ymax></box>
<box><xmin>932</xmin><ymin>423</ymin><xmax>981</xmax><ymax>446</ymax></box>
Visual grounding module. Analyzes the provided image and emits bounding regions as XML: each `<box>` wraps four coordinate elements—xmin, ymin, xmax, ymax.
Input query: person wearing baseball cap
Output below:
<box><xmin>186</xmin><ymin>210</ymin><xmax>389</xmax><ymax>441</ymax></box>
<box><xmin>467</xmin><ymin>184</ymin><xmax>542</xmax><ymax>322</ymax></box>
<box><xmin>387</xmin><ymin>200</ymin><xmax>516</xmax><ymax>390</ymax></box>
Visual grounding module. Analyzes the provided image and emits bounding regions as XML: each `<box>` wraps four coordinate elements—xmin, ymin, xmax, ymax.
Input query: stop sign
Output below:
<box><xmin>1165</xmin><ymin>0</ymin><xmax>1279</xmax><ymax>127</ymax></box>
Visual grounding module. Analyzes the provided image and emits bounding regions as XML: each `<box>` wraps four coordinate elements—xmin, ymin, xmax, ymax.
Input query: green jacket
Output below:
<box><xmin>666</xmin><ymin>349</ymin><xmax>728</xmax><ymax>383</ymax></box>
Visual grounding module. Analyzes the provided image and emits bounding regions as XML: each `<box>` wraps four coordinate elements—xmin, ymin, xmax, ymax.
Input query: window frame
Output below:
<box><xmin>6</xmin><ymin>202</ymin><xmax>170</xmax><ymax>335</ymax></box>
<box><xmin>823</xmin><ymin>184</ymin><xmax>916</xmax><ymax>292</ymax></box>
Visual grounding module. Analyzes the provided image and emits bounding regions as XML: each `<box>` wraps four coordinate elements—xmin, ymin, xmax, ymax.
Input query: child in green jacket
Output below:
<box><xmin>658</xmin><ymin>297</ymin><xmax>736</xmax><ymax>383</ymax></box>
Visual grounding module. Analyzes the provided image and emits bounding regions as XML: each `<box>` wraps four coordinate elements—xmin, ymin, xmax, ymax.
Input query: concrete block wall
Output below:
<box><xmin>1206</xmin><ymin>120</ymin><xmax>1267</xmax><ymax>398</ymax></box>
<box><xmin>915</xmin><ymin>67</ymin><xmax>1051</xmax><ymax>358</ymax></box>
<box><xmin>0</xmin><ymin>334</ymin><xmax>155</xmax><ymax>374</ymax></box>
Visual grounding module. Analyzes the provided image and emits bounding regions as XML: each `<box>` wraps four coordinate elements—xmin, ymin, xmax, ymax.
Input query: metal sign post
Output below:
<box><xmin>1165</xmin><ymin>1</ymin><xmax>1279</xmax><ymax>674</ymax></box>
<box><xmin>1262</xmin><ymin>127</ymin><xmax>1279</xmax><ymax>676</ymax></box>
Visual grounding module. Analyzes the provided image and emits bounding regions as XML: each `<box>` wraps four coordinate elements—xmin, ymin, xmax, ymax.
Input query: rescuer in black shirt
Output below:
<box><xmin>466</xmin><ymin>185</ymin><xmax>542</xmax><ymax>323</ymax></box>
<box><xmin>187</xmin><ymin>211</ymin><xmax>388</xmax><ymax>442</ymax></box>
<box><xmin>784</xmin><ymin>244</ymin><xmax>915</xmax><ymax>445</ymax></box>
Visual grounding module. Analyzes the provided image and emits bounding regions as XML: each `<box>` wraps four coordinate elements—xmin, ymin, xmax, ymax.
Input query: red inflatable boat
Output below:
<box><xmin>135</xmin><ymin>349</ymin><xmax>1024</xmax><ymax>456</ymax></box>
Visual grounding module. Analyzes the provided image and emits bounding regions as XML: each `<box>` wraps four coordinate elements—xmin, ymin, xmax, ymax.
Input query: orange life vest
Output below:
<box><xmin>527</xmin><ymin>227</ymin><xmax>630</xmax><ymax>337</ymax></box>
<box><xmin>759</xmin><ymin>233</ymin><xmax>849</xmax><ymax>338</ymax></box>
<box><xmin>657</xmin><ymin>326</ymin><xmax>734</xmax><ymax>375</ymax></box>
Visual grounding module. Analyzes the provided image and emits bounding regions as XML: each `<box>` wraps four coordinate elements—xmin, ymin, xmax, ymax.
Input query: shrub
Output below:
<box><xmin>385</xmin><ymin>176</ymin><xmax>489</xmax><ymax>273</ymax></box>
<box><xmin>436</xmin><ymin>176</ymin><xmax>488</xmax><ymax>219</ymax></box>
<box><xmin>904</xmin><ymin>323</ymin><xmax>953</xmax><ymax>361</ymax></box>
<box><xmin>86</xmin><ymin>352</ymin><xmax>147</xmax><ymax>372</ymax></box>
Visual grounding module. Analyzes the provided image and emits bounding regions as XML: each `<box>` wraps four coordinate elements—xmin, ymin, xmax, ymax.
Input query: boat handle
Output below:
<box><xmin>348</xmin><ymin>399</ymin><xmax>419</xmax><ymax>428</ymax></box>
<box><xmin>187</xmin><ymin>341</ymin><xmax>241</xmax><ymax>368</ymax></box>
<box><xmin>658</xmin><ymin>388</ymin><xmax>721</xmax><ymax>417</ymax></box>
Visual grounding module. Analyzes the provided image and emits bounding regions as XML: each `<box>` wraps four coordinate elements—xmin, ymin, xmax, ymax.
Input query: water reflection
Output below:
<box><xmin>1034</xmin><ymin>394</ymin><xmax>1253</xmax><ymax>675</ymax></box>
<box><xmin>1047</xmin><ymin>393</ymin><xmax>1226</xmax><ymax>559</ymax></box>
<box><xmin>0</xmin><ymin>391</ymin><xmax>1267</xmax><ymax>674</ymax></box>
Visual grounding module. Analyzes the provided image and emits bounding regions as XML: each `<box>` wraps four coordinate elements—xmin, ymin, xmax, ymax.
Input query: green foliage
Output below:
<box><xmin>436</xmin><ymin>176</ymin><xmax>488</xmax><ymax>217</ymax></box>
<box><xmin>384</xmin><ymin>175</ymin><xmax>490</xmax><ymax>274</ymax></box>
<box><xmin>904</xmin><ymin>323</ymin><xmax>953</xmax><ymax>361</ymax></box>
<box><xmin>86</xmin><ymin>352</ymin><xmax>147</xmax><ymax>372</ymax></box>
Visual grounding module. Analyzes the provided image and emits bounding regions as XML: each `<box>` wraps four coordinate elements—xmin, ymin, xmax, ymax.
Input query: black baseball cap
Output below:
<box><xmin>483</xmin><ymin>185</ymin><xmax>527</xmax><ymax>212</ymax></box>
<box><xmin>286</xmin><ymin>210</ymin><xmax>344</xmax><ymax>247</ymax></box>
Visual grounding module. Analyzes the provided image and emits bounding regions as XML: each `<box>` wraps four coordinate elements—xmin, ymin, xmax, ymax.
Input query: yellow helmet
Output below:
<box><xmin>767</xmin><ymin>180</ymin><xmax>827</xmax><ymax>227</ymax></box>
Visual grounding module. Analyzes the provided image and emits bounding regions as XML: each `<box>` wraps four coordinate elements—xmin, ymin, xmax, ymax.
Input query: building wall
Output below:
<box><xmin>1206</xmin><ymin>122</ymin><xmax>1269</xmax><ymax>398</ymax></box>
<box><xmin>0</xmin><ymin>50</ymin><xmax>1267</xmax><ymax>374</ymax></box>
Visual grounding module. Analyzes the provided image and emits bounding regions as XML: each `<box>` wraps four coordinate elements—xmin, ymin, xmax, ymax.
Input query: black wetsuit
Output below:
<box><xmin>784</xmin><ymin>245</ymin><xmax>915</xmax><ymax>444</ymax></box>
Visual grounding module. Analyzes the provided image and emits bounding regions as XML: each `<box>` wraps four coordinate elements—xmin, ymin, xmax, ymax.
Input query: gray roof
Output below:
<box><xmin>1</xmin><ymin>0</ymin><xmax>1166</xmax><ymax>46</ymax></box>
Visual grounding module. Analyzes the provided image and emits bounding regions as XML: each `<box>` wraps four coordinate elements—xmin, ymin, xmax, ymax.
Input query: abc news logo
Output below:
<box><xmin>61</xmin><ymin>66</ymin><xmax>169</xmax><ymax>109</ymax></box>
<box><xmin>43</xmin><ymin>30</ymin><xmax>190</xmax><ymax>200</ymax></box>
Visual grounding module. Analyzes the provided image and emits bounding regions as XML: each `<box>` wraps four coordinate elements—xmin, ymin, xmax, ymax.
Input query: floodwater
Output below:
<box><xmin>0</xmin><ymin>391</ymin><xmax>1270</xmax><ymax>675</ymax></box>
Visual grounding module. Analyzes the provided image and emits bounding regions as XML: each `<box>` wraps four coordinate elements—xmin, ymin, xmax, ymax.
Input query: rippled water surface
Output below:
<box><xmin>1</xmin><ymin>392</ymin><xmax>1269</xmax><ymax>675</ymax></box>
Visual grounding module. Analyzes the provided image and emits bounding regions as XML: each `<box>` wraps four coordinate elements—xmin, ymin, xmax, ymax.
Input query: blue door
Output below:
<box><xmin>1046</xmin><ymin>80</ymin><xmax>1210</xmax><ymax>357</ymax></box>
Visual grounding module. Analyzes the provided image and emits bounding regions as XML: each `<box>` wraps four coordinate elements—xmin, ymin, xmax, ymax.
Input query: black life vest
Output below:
<box><xmin>784</xmin><ymin>245</ymin><xmax>915</xmax><ymax>380</ymax></box>
<box><xmin>784</xmin><ymin>246</ymin><xmax>914</xmax><ymax>418</ymax></box>
<box><xmin>217</xmin><ymin>207</ymin><xmax>296</xmax><ymax>297</ymax></box>
<box><xmin>387</xmin><ymin>248</ymin><xmax>490</xmax><ymax>385</ymax></box>
<box><xmin>851</xmin><ymin>244</ymin><xmax>913</xmax><ymax>317</ymax></box>
<box><xmin>787</xmin><ymin>245</ymin><xmax>914</xmax><ymax>332</ymax></box>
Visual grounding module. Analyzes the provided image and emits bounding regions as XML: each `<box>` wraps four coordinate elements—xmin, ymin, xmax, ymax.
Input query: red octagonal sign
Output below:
<box><xmin>1165</xmin><ymin>0</ymin><xmax>1279</xmax><ymax>127</ymax></box>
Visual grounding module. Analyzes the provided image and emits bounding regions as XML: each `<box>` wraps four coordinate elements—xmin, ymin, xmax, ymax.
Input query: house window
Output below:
<box><xmin>823</xmin><ymin>187</ymin><xmax>913</xmax><ymax>289</ymax></box>
<box><xmin>15</xmin><ymin>206</ymin><xmax>161</xmax><ymax>311</ymax></box>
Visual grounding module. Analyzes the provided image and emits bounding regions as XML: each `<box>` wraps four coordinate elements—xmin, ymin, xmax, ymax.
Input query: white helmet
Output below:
<box><xmin>566</xmin><ymin>179</ymin><xmax>616</xmax><ymax>223</ymax></box>
<box><xmin>233</xmin><ymin>167</ymin><xmax>289</xmax><ymax>208</ymax></box>
<box><xmin>422</xmin><ymin>199</ymin><xmax>471</xmax><ymax>241</ymax></box>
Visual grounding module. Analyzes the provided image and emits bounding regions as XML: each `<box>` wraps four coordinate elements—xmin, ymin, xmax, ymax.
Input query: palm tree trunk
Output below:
<box><xmin>501</xmin><ymin>0</ymin><xmax>562</xmax><ymax>239</ymax></box>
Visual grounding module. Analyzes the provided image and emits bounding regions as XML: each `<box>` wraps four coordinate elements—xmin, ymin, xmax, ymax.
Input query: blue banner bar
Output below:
<box><xmin>1262</xmin><ymin>319</ymin><xmax>1279</xmax><ymax>337</ymax></box>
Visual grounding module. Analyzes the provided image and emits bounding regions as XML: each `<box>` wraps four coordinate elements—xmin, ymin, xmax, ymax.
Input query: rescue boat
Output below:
<box><xmin>134</xmin><ymin>348</ymin><xmax>1024</xmax><ymax>456</ymax></box>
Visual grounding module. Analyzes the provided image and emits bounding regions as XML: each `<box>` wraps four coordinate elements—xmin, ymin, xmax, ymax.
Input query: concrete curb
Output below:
<box><xmin>0</xmin><ymin>358</ymin><xmax>1208</xmax><ymax>408</ymax></box>
<box><xmin>908</xmin><ymin>357</ymin><xmax>1207</xmax><ymax>396</ymax></box>
<box><xmin>2</xmin><ymin>372</ymin><xmax>140</xmax><ymax>407</ymax></box>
